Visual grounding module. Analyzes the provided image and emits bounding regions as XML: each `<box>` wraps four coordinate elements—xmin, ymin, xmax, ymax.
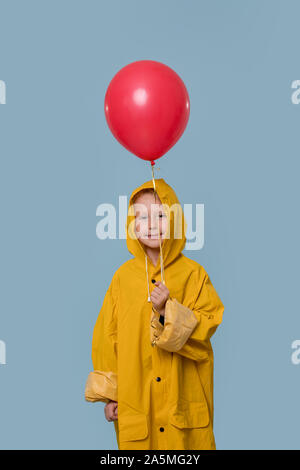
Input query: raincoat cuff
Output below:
<box><xmin>84</xmin><ymin>370</ymin><xmax>118</xmax><ymax>403</ymax></box>
<box><xmin>151</xmin><ymin>297</ymin><xmax>198</xmax><ymax>351</ymax></box>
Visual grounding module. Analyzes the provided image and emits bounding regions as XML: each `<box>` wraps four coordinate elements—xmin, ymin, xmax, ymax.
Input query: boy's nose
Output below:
<box><xmin>149</xmin><ymin>214</ymin><xmax>159</xmax><ymax>228</ymax></box>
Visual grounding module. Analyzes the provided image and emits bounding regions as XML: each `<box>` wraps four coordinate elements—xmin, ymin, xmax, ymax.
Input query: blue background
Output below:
<box><xmin>0</xmin><ymin>0</ymin><xmax>299</xmax><ymax>449</ymax></box>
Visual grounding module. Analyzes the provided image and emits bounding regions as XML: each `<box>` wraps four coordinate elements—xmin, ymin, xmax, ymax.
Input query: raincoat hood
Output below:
<box><xmin>125</xmin><ymin>178</ymin><xmax>187</xmax><ymax>300</ymax></box>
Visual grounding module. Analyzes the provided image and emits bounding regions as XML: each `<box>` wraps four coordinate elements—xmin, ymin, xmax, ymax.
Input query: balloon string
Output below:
<box><xmin>150</xmin><ymin>162</ymin><xmax>165</xmax><ymax>285</ymax></box>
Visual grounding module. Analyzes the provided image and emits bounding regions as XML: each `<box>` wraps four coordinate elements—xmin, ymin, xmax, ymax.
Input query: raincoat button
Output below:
<box><xmin>151</xmin><ymin>279</ymin><xmax>156</xmax><ymax>283</ymax></box>
<box><xmin>160</xmin><ymin>427</ymin><xmax>164</xmax><ymax>432</ymax></box>
<box><xmin>156</xmin><ymin>376</ymin><xmax>161</xmax><ymax>382</ymax></box>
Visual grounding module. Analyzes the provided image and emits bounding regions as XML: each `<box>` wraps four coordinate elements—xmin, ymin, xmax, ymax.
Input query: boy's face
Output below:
<box><xmin>134</xmin><ymin>192</ymin><xmax>168</xmax><ymax>249</ymax></box>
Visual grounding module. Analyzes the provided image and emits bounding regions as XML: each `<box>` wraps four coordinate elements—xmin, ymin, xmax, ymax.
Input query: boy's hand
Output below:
<box><xmin>104</xmin><ymin>400</ymin><xmax>118</xmax><ymax>422</ymax></box>
<box><xmin>151</xmin><ymin>281</ymin><xmax>170</xmax><ymax>317</ymax></box>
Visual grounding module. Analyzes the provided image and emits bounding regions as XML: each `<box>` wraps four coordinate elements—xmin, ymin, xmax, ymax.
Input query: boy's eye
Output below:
<box><xmin>137</xmin><ymin>213</ymin><xmax>165</xmax><ymax>220</ymax></box>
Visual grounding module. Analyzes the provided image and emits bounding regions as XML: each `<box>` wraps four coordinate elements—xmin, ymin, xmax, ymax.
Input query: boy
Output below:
<box><xmin>85</xmin><ymin>178</ymin><xmax>224</xmax><ymax>450</ymax></box>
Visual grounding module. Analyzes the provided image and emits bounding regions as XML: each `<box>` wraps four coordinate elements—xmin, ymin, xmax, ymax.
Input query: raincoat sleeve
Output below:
<box><xmin>84</xmin><ymin>274</ymin><xmax>118</xmax><ymax>404</ymax></box>
<box><xmin>150</xmin><ymin>268</ymin><xmax>224</xmax><ymax>362</ymax></box>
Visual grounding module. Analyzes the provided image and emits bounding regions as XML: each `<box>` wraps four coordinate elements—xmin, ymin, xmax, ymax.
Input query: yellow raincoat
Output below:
<box><xmin>85</xmin><ymin>178</ymin><xmax>224</xmax><ymax>450</ymax></box>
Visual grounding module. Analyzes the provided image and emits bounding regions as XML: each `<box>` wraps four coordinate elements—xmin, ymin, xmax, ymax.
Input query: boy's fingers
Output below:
<box><xmin>152</xmin><ymin>290</ymin><xmax>167</xmax><ymax>301</ymax></box>
<box><xmin>154</xmin><ymin>281</ymin><xmax>164</xmax><ymax>288</ymax></box>
<box><xmin>105</xmin><ymin>403</ymin><xmax>118</xmax><ymax>422</ymax></box>
<box><xmin>151</xmin><ymin>292</ymin><xmax>161</xmax><ymax>299</ymax></box>
<box><xmin>151</xmin><ymin>291</ymin><xmax>160</xmax><ymax>299</ymax></box>
<box><xmin>152</xmin><ymin>287</ymin><xmax>165</xmax><ymax>296</ymax></box>
<box><xmin>155</xmin><ymin>282</ymin><xmax>169</xmax><ymax>294</ymax></box>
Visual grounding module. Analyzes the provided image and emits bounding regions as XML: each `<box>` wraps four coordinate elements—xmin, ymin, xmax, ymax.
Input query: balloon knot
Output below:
<box><xmin>151</xmin><ymin>160</ymin><xmax>155</xmax><ymax>166</ymax></box>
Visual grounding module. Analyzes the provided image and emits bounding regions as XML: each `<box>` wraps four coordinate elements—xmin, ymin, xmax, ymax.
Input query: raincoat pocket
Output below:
<box><xmin>169</xmin><ymin>399</ymin><xmax>209</xmax><ymax>429</ymax></box>
<box><xmin>118</xmin><ymin>403</ymin><xmax>149</xmax><ymax>442</ymax></box>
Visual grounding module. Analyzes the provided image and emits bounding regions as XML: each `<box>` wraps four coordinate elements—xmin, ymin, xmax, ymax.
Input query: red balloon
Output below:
<box><xmin>104</xmin><ymin>60</ymin><xmax>190</xmax><ymax>163</ymax></box>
